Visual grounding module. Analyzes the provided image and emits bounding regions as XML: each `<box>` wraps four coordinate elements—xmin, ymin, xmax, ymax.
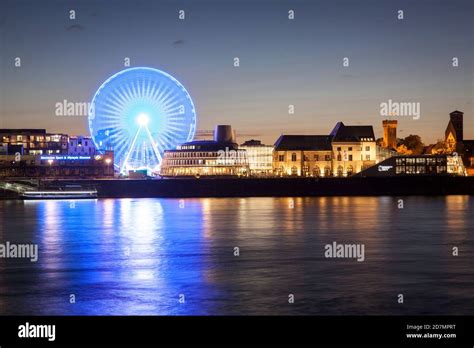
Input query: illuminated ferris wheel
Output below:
<box><xmin>88</xmin><ymin>67</ymin><xmax>197</xmax><ymax>173</ymax></box>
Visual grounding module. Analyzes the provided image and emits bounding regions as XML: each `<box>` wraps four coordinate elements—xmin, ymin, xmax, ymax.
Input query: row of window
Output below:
<box><xmin>3</xmin><ymin>142</ymin><xmax>66</xmax><ymax>149</ymax></box>
<box><xmin>163</xmin><ymin>159</ymin><xmax>248</xmax><ymax>166</ymax></box>
<box><xmin>335</xmin><ymin>154</ymin><xmax>371</xmax><ymax>161</ymax></box>
<box><xmin>395</xmin><ymin>165</ymin><xmax>447</xmax><ymax>174</ymax></box>
<box><xmin>0</xmin><ymin>167</ymin><xmax>112</xmax><ymax>177</ymax></box>
<box><xmin>395</xmin><ymin>157</ymin><xmax>446</xmax><ymax>165</ymax></box>
<box><xmin>278</xmin><ymin>154</ymin><xmax>332</xmax><ymax>162</ymax></box>
<box><xmin>277</xmin><ymin>153</ymin><xmax>371</xmax><ymax>162</ymax></box>
<box><xmin>177</xmin><ymin>145</ymin><xmax>196</xmax><ymax>150</ymax></box>
<box><xmin>2</xmin><ymin>136</ymin><xmax>66</xmax><ymax>142</ymax></box>
<box><xmin>70</xmin><ymin>140</ymin><xmax>91</xmax><ymax>147</ymax></box>
<box><xmin>161</xmin><ymin>167</ymin><xmax>246</xmax><ymax>175</ymax></box>
<box><xmin>28</xmin><ymin>150</ymin><xmax>61</xmax><ymax>155</ymax></box>
<box><xmin>335</xmin><ymin>146</ymin><xmax>371</xmax><ymax>152</ymax></box>
<box><xmin>165</xmin><ymin>151</ymin><xmax>223</xmax><ymax>158</ymax></box>
<box><xmin>276</xmin><ymin>165</ymin><xmax>354</xmax><ymax>177</ymax></box>
<box><xmin>69</xmin><ymin>147</ymin><xmax>95</xmax><ymax>155</ymax></box>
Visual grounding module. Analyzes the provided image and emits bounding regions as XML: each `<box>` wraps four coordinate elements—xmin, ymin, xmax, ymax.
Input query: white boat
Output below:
<box><xmin>21</xmin><ymin>189</ymin><xmax>98</xmax><ymax>200</ymax></box>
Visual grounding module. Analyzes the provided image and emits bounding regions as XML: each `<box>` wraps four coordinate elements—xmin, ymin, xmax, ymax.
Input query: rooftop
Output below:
<box><xmin>274</xmin><ymin>135</ymin><xmax>332</xmax><ymax>151</ymax></box>
<box><xmin>169</xmin><ymin>140</ymin><xmax>239</xmax><ymax>152</ymax></box>
<box><xmin>330</xmin><ymin>122</ymin><xmax>375</xmax><ymax>142</ymax></box>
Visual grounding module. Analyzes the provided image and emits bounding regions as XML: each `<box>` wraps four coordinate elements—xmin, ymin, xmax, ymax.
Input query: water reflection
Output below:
<box><xmin>0</xmin><ymin>196</ymin><xmax>472</xmax><ymax>315</ymax></box>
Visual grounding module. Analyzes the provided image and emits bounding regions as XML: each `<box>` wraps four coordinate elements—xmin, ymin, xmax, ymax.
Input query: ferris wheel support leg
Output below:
<box><xmin>121</xmin><ymin>126</ymin><xmax>142</xmax><ymax>173</ymax></box>
<box><xmin>145</xmin><ymin>126</ymin><xmax>162</xmax><ymax>164</ymax></box>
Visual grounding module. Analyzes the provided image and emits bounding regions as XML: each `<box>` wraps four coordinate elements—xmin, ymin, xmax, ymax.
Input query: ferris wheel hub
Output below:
<box><xmin>136</xmin><ymin>113</ymin><xmax>150</xmax><ymax>126</ymax></box>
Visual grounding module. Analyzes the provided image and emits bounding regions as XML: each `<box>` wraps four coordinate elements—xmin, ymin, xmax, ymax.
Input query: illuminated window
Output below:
<box><xmin>396</xmin><ymin>166</ymin><xmax>405</xmax><ymax>174</ymax></box>
<box><xmin>396</xmin><ymin>158</ymin><xmax>405</xmax><ymax>165</ymax></box>
<box><xmin>416</xmin><ymin>158</ymin><xmax>425</xmax><ymax>164</ymax></box>
<box><xmin>437</xmin><ymin>166</ymin><xmax>447</xmax><ymax>173</ymax></box>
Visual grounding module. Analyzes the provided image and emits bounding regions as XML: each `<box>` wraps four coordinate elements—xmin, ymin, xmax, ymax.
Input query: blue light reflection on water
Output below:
<box><xmin>0</xmin><ymin>196</ymin><xmax>472</xmax><ymax>315</ymax></box>
<box><xmin>0</xmin><ymin>198</ymin><xmax>219</xmax><ymax>315</ymax></box>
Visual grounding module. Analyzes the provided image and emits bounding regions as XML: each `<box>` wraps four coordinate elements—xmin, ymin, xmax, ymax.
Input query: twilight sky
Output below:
<box><xmin>0</xmin><ymin>0</ymin><xmax>473</xmax><ymax>145</ymax></box>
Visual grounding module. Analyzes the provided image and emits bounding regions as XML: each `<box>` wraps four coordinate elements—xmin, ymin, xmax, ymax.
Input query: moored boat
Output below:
<box><xmin>21</xmin><ymin>189</ymin><xmax>98</xmax><ymax>200</ymax></box>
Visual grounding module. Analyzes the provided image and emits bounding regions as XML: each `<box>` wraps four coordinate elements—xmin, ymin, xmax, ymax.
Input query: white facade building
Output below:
<box><xmin>330</xmin><ymin>122</ymin><xmax>377</xmax><ymax>176</ymax></box>
<box><xmin>239</xmin><ymin>140</ymin><xmax>273</xmax><ymax>176</ymax></box>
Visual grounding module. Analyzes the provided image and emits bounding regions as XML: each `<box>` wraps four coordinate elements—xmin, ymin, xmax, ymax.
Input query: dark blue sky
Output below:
<box><xmin>1</xmin><ymin>0</ymin><xmax>473</xmax><ymax>144</ymax></box>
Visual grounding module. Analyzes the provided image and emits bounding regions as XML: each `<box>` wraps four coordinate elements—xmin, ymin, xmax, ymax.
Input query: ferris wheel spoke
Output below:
<box><xmin>114</xmin><ymin>86</ymin><xmax>131</xmax><ymax>105</ymax></box>
<box><xmin>144</xmin><ymin>79</ymin><xmax>153</xmax><ymax>99</ymax></box>
<box><xmin>156</xmin><ymin>86</ymin><xmax>176</xmax><ymax>106</ymax></box>
<box><xmin>122</xmin><ymin>83</ymin><xmax>135</xmax><ymax>103</ymax></box>
<box><xmin>106</xmin><ymin>94</ymin><xmax>127</xmax><ymax>113</ymax></box>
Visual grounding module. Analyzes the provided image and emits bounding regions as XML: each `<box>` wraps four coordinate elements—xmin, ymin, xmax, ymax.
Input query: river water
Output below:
<box><xmin>0</xmin><ymin>196</ymin><xmax>472</xmax><ymax>315</ymax></box>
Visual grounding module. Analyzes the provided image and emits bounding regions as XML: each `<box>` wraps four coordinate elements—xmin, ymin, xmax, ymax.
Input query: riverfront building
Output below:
<box><xmin>443</xmin><ymin>110</ymin><xmax>474</xmax><ymax>175</ymax></box>
<box><xmin>0</xmin><ymin>152</ymin><xmax>114</xmax><ymax>178</ymax></box>
<box><xmin>358</xmin><ymin>154</ymin><xmax>467</xmax><ymax>177</ymax></box>
<box><xmin>273</xmin><ymin>135</ymin><xmax>333</xmax><ymax>176</ymax></box>
<box><xmin>160</xmin><ymin>125</ymin><xmax>249</xmax><ymax>177</ymax></box>
<box><xmin>330</xmin><ymin>122</ymin><xmax>377</xmax><ymax>176</ymax></box>
<box><xmin>0</xmin><ymin>129</ymin><xmax>68</xmax><ymax>155</ymax></box>
<box><xmin>239</xmin><ymin>140</ymin><xmax>273</xmax><ymax>176</ymax></box>
<box><xmin>273</xmin><ymin>122</ymin><xmax>384</xmax><ymax>177</ymax></box>
<box><xmin>0</xmin><ymin>129</ymin><xmax>113</xmax><ymax>178</ymax></box>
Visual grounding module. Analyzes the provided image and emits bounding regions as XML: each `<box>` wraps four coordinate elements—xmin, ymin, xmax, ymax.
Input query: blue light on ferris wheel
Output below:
<box><xmin>88</xmin><ymin>67</ymin><xmax>197</xmax><ymax>173</ymax></box>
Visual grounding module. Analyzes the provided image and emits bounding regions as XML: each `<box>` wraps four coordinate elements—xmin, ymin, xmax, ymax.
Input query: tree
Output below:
<box><xmin>396</xmin><ymin>144</ymin><xmax>413</xmax><ymax>155</ymax></box>
<box><xmin>399</xmin><ymin>135</ymin><xmax>424</xmax><ymax>155</ymax></box>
